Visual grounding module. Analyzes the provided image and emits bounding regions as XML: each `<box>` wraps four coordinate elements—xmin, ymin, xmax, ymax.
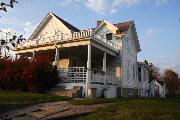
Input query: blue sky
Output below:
<box><xmin>0</xmin><ymin>0</ymin><xmax>180</xmax><ymax>74</ymax></box>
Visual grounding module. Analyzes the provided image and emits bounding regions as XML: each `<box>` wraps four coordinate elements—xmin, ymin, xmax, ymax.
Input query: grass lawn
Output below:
<box><xmin>75</xmin><ymin>98</ymin><xmax>180</xmax><ymax>120</ymax></box>
<box><xmin>0</xmin><ymin>91</ymin><xmax>71</xmax><ymax>114</ymax></box>
<box><xmin>0</xmin><ymin>91</ymin><xmax>71</xmax><ymax>104</ymax></box>
<box><xmin>70</xmin><ymin>98</ymin><xmax>121</xmax><ymax>105</ymax></box>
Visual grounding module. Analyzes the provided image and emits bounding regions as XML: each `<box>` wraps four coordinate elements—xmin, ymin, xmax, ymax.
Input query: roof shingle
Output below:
<box><xmin>114</xmin><ymin>21</ymin><xmax>133</xmax><ymax>34</ymax></box>
<box><xmin>52</xmin><ymin>13</ymin><xmax>80</xmax><ymax>32</ymax></box>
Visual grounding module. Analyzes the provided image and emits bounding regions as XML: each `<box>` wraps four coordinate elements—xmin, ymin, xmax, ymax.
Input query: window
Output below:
<box><xmin>106</xmin><ymin>33</ymin><xmax>113</xmax><ymax>40</ymax></box>
<box><xmin>138</xmin><ymin>67</ymin><xmax>141</xmax><ymax>81</ymax></box>
<box><xmin>55</xmin><ymin>30</ymin><xmax>62</xmax><ymax>35</ymax></box>
<box><xmin>127</xmin><ymin>38</ymin><xmax>131</xmax><ymax>53</ymax></box>
<box><xmin>133</xmin><ymin>65</ymin><xmax>135</xmax><ymax>79</ymax></box>
<box><xmin>127</xmin><ymin>68</ymin><xmax>129</xmax><ymax>80</ymax></box>
<box><xmin>127</xmin><ymin>64</ymin><xmax>130</xmax><ymax>80</ymax></box>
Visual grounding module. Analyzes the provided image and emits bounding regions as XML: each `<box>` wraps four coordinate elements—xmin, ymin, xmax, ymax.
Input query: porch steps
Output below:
<box><xmin>49</xmin><ymin>86</ymin><xmax>83</xmax><ymax>98</ymax></box>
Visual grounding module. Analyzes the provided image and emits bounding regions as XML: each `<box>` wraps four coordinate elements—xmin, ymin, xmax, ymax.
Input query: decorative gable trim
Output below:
<box><xmin>29</xmin><ymin>12</ymin><xmax>80</xmax><ymax>40</ymax></box>
<box><xmin>29</xmin><ymin>12</ymin><xmax>53</xmax><ymax>40</ymax></box>
<box><xmin>93</xmin><ymin>20</ymin><xmax>118</xmax><ymax>34</ymax></box>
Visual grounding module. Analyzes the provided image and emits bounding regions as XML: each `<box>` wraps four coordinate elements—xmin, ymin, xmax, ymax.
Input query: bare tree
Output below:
<box><xmin>0</xmin><ymin>29</ymin><xmax>26</xmax><ymax>58</ymax></box>
<box><xmin>0</xmin><ymin>0</ymin><xmax>18</xmax><ymax>12</ymax></box>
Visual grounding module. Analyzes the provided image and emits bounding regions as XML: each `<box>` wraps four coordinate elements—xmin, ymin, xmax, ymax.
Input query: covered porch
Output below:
<box><xmin>54</xmin><ymin>43</ymin><xmax>120</xmax><ymax>98</ymax></box>
<box><xmin>14</xmin><ymin>29</ymin><xmax>121</xmax><ymax>98</ymax></box>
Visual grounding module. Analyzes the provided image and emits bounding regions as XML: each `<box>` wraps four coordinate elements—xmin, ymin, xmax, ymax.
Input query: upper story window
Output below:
<box><xmin>106</xmin><ymin>33</ymin><xmax>113</xmax><ymax>40</ymax></box>
<box><xmin>133</xmin><ymin>65</ymin><xmax>135</xmax><ymax>79</ymax></box>
<box><xmin>55</xmin><ymin>30</ymin><xmax>62</xmax><ymax>35</ymax></box>
<box><xmin>127</xmin><ymin>38</ymin><xmax>131</xmax><ymax>53</ymax></box>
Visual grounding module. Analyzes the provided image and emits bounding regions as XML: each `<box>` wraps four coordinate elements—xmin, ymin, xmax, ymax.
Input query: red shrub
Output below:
<box><xmin>0</xmin><ymin>55</ymin><xmax>58</xmax><ymax>93</ymax></box>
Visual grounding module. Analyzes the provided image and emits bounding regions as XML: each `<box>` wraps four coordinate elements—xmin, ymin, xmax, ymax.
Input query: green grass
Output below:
<box><xmin>70</xmin><ymin>98</ymin><xmax>121</xmax><ymax>105</ymax></box>
<box><xmin>75</xmin><ymin>98</ymin><xmax>180</xmax><ymax>120</ymax></box>
<box><xmin>0</xmin><ymin>91</ymin><xmax>71</xmax><ymax>104</ymax></box>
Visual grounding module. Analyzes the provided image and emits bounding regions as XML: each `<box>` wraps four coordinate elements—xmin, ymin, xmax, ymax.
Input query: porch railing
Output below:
<box><xmin>91</xmin><ymin>34</ymin><xmax>121</xmax><ymax>50</ymax></box>
<box><xmin>16</xmin><ymin>29</ymin><xmax>93</xmax><ymax>49</ymax></box>
<box><xmin>16</xmin><ymin>29</ymin><xmax>120</xmax><ymax>51</ymax></box>
<box><xmin>58</xmin><ymin>67</ymin><xmax>118</xmax><ymax>86</ymax></box>
<box><xmin>58</xmin><ymin>67</ymin><xmax>87</xmax><ymax>83</ymax></box>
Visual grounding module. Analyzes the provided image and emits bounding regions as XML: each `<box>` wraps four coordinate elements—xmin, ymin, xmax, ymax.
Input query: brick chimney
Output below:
<box><xmin>97</xmin><ymin>20</ymin><xmax>102</xmax><ymax>27</ymax></box>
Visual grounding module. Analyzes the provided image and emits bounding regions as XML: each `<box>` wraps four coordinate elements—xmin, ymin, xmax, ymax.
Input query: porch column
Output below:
<box><xmin>15</xmin><ymin>54</ymin><xmax>18</xmax><ymax>60</ymax></box>
<box><xmin>32</xmin><ymin>51</ymin><xmax>35</xmax><ymax>58</ymax></box>
<box><xmin>103</xmin><ymin>52</ymin><xmax>107</xmax><ymax>86</ymax></box>
<box><xmin>54</xmin><ymin>47</ymin><xmax>60</xmax><ymax>67</ymax></box>
<box><xmin>86</xmin><ymin>44</ymin><xmax>91</xmax><ymax>98</ymax></box>
<box><xmin>103</xmin><ymin>52</ymin><xmax>107</xmax><ymax>73</ymax></box>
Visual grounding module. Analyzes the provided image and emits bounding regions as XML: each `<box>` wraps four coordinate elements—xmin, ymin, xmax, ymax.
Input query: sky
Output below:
<box><xmin>0</xmin><ymin>0</ymin><xmax>180</xmax><ymax>75</ymax></box>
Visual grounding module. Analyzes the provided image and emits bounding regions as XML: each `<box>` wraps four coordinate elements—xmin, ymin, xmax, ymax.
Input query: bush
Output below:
<box><xmin>0</xmin><ymin>55</ymin><xmax>58</xmax><ymax>93</ymax></box>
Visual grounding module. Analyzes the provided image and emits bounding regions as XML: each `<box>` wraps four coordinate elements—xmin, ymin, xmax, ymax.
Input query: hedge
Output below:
<box><xmin>0</xmin><ymin>55</ymin><xmax>58</xmax><ymax>93</ymax></box>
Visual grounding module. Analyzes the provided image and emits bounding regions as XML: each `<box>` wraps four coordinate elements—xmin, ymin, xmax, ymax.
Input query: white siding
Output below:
<box><xmin>33</xmin><ymin>15</ymin><xmax>72</xmax><ymax>40</ymax></box>
<box><xmin>94</xmin><ymin>24</ymin><xmax>123</xmax><ymax>85</ymax></box>
<box><xmin>149</xmin><ymin>80</ymin><xmax>165</xmax><ymax>98</ymax></box>
<box><xmin>122</xmin><ymin>27</ymin><xmax>138</xmax><ymax>88</ymax></box>
<box><xmin>138</xmin><ymin>65</ymin><xmax>149</xmax><ymax>97</ymax></box>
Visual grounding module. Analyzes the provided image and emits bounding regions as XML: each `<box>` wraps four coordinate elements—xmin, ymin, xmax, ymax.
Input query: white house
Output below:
<box><xmin>13</xmin><ymin>12</ymin><xmax>141</xmax><ymax>98</ymax></box>
<box><xmin>137</xmin><ymin>62</ymin><xmax>149</xmax><ymax>97</ymax></box>
<box><xmin>149</xmin><ymin>79</ymin><xmax>166</xmax><ymax>98</ymax></box>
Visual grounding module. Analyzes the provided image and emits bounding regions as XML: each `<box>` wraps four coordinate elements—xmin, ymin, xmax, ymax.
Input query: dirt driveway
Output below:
<box><xmin>0</xmin><ymin>101</ymin><xmax>106</xmax><ymax>120</ymax></box>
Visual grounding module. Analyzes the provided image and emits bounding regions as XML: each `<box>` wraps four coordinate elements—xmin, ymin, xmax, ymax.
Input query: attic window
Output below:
<box><xmin>106</xmin><ymin>33</ymin><xmax>113</xmax><ymax>40</ymax></box>
<box><xmin>55</xmin><ymin>30</ymin><xmax>62</xmax><ymax>35</ymax></box>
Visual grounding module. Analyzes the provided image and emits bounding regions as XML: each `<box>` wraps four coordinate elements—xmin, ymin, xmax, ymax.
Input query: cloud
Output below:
<box><xmin>23</xmin><ymin>22</ymin><xmax>37</xmax><ymax>39</ymax></box>
<box><xmin>110</xmin><ymin>8</ymin><xmax>118</xmax><ymax>14</ymax></box>
<box><xmin>84</xmin><ymin>0</ymin><xmax>107</xmax><ymax>14</ymax></box>
<box><xmin>85</xmin><ymin>0</ymin><xmax>140</xmax><ymax>15</ymax></box>
<box><xmin>58</xmin><ymin>0</ymin><xmax>107</xmax><ymax>14</ymax></box>
<box><xmin>155</xmin><ymin>0</ymin><xmax>169</xmax><ymax>5</ymax></box>
<box><xmin>58</xmin><ymin>0</ymin><xmax>141</xmax><ymax>14</ymax></box>
<box><xmin>110</xmin><ymin>0</ymin><xmax>140</xmax><ymax>14</ymax></box>
<box><xmin>112</xmin><ymin>0</ymin><xmax>140</xmax><ymax>8</ymax></box>
<box><xmin>58</xmin><ymin>0</ymin><xmax>172</xmax><ymax>14</ymax></box>
<box><xmin>157</xmin><ymin>63</ymin><xmax>180</xmax><ymax>75</ymax></box>
<box><xmin>146</xmin><ymin>28</ymin><xmax>160</xmax><ymax>35</ymax></box>
<box><xmin>59</xmin><ymin>0</ymin><xmax>81</xmax><ymax>7</ymax></box>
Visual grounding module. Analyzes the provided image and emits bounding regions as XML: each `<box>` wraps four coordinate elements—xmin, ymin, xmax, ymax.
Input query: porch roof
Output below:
<box><xmin>14</xmin><ymin>29</ymin><xmax>120</xmax><ymax>56</ymax></box>
<box><xmin>14</xmin><ymin>36</ymin><xmax>119</xmax><ymax>56</ymax></box>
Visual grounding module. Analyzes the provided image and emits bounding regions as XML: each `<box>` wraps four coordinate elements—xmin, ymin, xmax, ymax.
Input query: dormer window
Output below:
<box><xmin>106</xmin><ymin>33</ymin><xmax>113</xmax><ymax>40</ymax></box>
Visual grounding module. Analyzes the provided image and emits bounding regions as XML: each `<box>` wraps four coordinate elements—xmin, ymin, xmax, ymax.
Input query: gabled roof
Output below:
<box><xmin>114</xmin><ymin>21</ymin><xmax>133</xmax><ymax>34</ymax></box>
<box><xmin>114</xmin><ymin>21</ymin><xmax>141</xmax><ymax>52</ymax></box>
<box><xmin>29</xmin><ymin>12</ymin><xmax>80</xmax><ymax>40</ymax></box>
<box><xmin>52</xmin><ymin>13</ymin><xmax>80</xmax><ymax>32</ymax></box>
<box><xmin>157</xmin><ymin>80</ymin><xmax>165</xmax><ymax>86</ymax></box>
<box><xmin>93</xmin><ymin>20</ymin><xmax>118</xmax><ymax>34</ymax></box>
<box><xmin>149</xmin><ymin>79</ymin><xmax>164</xmax><ymax>86</ymax></box>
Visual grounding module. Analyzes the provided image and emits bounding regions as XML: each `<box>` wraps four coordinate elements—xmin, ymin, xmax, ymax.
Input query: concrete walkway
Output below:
<box><xmin>0</xmin><ymin>101</ymin><xmax>106</xmax><ymax>120</ymax></box>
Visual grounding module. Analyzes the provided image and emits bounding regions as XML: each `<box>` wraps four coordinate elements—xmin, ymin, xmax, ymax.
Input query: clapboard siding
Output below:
<box><xmin>32</xmin><ymin>15</ymin><xmax>72</xmax><ymax>40</ymax></box>
<box><xmin>95</xmin><ymin>23</ymin><xmax>122</xmax><ymax>83</ymax></box>
<box><xmin>122</xmin><ymin>26</ymin><xmax>138</xmax><ymax>88</ymax></box>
